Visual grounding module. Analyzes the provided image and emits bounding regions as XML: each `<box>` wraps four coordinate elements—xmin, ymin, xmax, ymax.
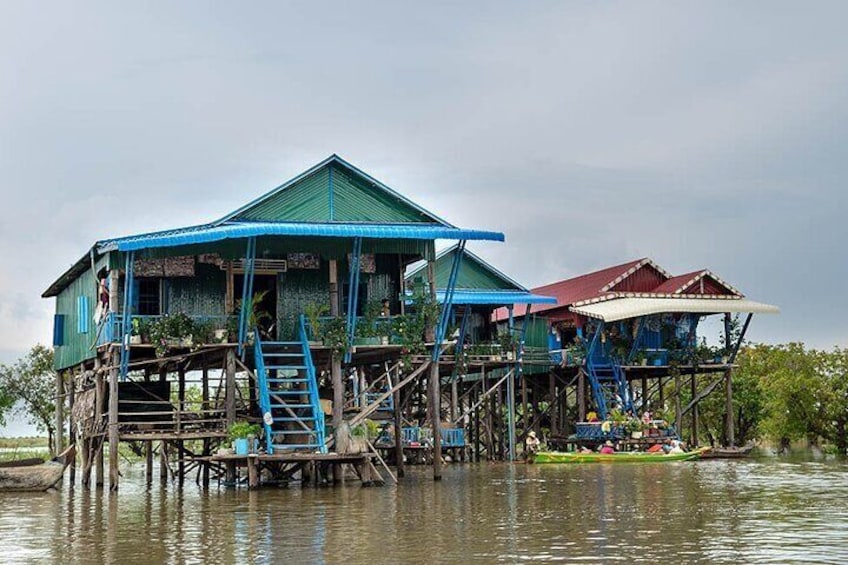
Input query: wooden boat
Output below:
<box><xmin>0</xmin><ymin>445</ymin><xmax>75</xmax><ymax>492</ymax></box>
<box><xmin>534</xmin><ymin>447</ymin><xmax>710</xmax><ymax>464</ymax></box>
<box><xmin>700</xmin><ymin>444</ymin><xmax>755</xmax><ymax>459</ymax></box>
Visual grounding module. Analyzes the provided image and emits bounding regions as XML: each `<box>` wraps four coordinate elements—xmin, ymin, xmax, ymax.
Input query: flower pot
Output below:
<box><xmin>233</xmin><ymin>438</ymin><xmax>250</xmax><ymax>455</ymax></box>
<box><xmin>380</xmin><ymin>336</ymin><xmax>389</xmax><ymax>345</ymax></box>
<box><xmin>213</xmin><ymin>329</ymin><xmax>229</xmax><ymax>343</ymax></box>
<box><xmin>129</xmin><ymin>335</ymin><xmax>142</xmax><ymax>345</ymax></box>
<box><xmin>631</xmin><ymin>431</ymin><xmax>643</xmax><ymax>439</ymax></box>
<box><xmin>640</xmin><ymin>359</ymin><xmax>648</xmax><ymax>366</ymax></box>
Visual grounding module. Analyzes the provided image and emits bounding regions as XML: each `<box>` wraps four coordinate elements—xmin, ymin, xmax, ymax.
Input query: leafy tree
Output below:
<box><xmin>0</xmin><ymin>345</ymin><xmax>57</xmax><ymax>446</ymax></box>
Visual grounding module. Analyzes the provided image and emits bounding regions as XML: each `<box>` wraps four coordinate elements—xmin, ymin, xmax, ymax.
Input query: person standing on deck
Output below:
<box><xmin>525</xmin><ymin>431</ymin><xmax>540</xmax><ymax>462</ymax></box>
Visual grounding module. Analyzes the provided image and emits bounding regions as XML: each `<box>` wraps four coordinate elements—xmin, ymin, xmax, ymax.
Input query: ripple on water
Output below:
<box><xmin>0</xmin><ymin>457</ymin><xmax>847</xmax><ymax>563</ymax></box>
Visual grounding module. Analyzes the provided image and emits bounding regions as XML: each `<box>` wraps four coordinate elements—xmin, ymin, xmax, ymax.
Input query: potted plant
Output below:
<box><xmin>354</xmin><ymin>300</ymin><xmax>383</xmax><ymax>346</ymax></box>
<box><xmin>130</xmin><ymin>318</ymin><xmax>143</xmax><ymax>345</ymax></box>
<box><xmin>304</xmin><ymin>302</ymin><xmax>329</xmax><ymax>344</ymax></box>
<box><xmin>228</xmin><ymin>421</ymin><xmax>261</xmax><ymax>456</ymax></box>
<box><xmin>321</xmin><ymin>316</ymin><xmax>349</xmax><ymax>358</ymax></box>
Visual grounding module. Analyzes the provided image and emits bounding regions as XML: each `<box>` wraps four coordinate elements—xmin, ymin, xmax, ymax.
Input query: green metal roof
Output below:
<box><xmin>222</xmin><ymin>155</ymin><xmax>448</xmax><ymax>225</ymax></box>
<box><xmin>406</xmin><ymin>245</ymin><xmax>527</xmax><ymax>291</ymax></box>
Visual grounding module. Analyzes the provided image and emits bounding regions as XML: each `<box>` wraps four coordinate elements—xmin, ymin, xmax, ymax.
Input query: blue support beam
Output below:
<box><xmin>432</xmin><ymin>240</ymin><xmax>465</xmax><ymax>362</ymax></box>
<box><xmin>238</xmin><ymin>237</ymin><xmax>257</xmax><ymax>359</ymax></box>
<box><xmin>119</xmin><ymin>251</ymin><xmax>135</xmax><ymax>381</ymax></box>
<box><xmin>344</xmin><ymin>237</ymin><xmax>362</xmax><ymax>363</ymax></box>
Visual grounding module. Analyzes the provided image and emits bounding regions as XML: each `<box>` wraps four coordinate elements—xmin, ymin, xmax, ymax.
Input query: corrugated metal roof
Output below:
<box><xmin>235</xmin><ymin>167</ymin><xmax>332</xmax><ymax>222</ymax></box>
<box><xmin>97</xmin><ymin>221</ymin><xmax>504</xmax><ymax>253</ymax></box>
<box><xmin>437</xmin><ymin>290</ymin><xmax>557</xmax><ymax>306</ymax></box>
<box><xmin>406</xmin><ymin>244</ymin><xmax>531</xmax><ymax>291</ymax></box>
<box><xmin>220</xmin><ymin>155</ymin><xmax>454</xmax><ymax>226</ymax></box>
<box><xmin>569</xmin><ymin>297</ymin><xmax>780</xmax><ymax>322</ymax></box>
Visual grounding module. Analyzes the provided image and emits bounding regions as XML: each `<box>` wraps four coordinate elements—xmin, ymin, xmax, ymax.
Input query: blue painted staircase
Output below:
<box><xmin>583</xmin><ymin>321</ymin><xmax>634</xmax><ymax>419</ymax></box>
<box><xmin>254</xmin><ymin>315</ymin><xmax>327</xmax><ymax>454</ymax></box>
<box><xmin>585</xmin><ymin>359</ymin><xmax>633</xmax><ymax>419</ymax></box>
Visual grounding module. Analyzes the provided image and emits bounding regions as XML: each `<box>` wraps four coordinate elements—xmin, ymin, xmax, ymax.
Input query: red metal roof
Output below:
<box><xmin>493</xmin><ymin>259</ymin><xmax>745</xmax><ymax>322</ymax></box>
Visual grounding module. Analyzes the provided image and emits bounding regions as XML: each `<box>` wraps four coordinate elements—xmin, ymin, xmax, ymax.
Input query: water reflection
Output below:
<box><xmin>1</xmin><ymin>456</ymin><xmax>847</xmax><ymax>563</ymax></box>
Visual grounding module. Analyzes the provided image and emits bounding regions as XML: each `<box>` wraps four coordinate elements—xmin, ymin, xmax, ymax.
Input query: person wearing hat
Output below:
<box><xmin>525</xmin><ymin>430</ymin><xmax>541</xmax><ymax>462</ymax></box>
<box><xmin>599</xmin><ymin>440</ymin><xmax>616</xmax><ymax>454</ymax></box>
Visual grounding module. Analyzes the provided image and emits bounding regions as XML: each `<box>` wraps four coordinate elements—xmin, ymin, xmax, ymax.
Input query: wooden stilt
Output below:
<box><xmin>429</xmin><ymin>363</ymin><xmax>442</xmax><ymax>480</ymax></box>
<box><xmin>160</xmin><ymin>441</ymin><xmax>168</xmax><ymax>484</ymax></box>
<box><xmin>108</xmin><ymin>349</ymin><xmax>119</xmax><ymax>491</ymax></box>
<box><xmin>577</xmin><ymin>369</ymin><xmax>586</xmax><ymax>421</ymax></box>
<box><xmin>68</xmin><ymin>369</ymin><xmax>76</xmax><ymax>487</ymax></box>
<box><xmin>725</xmin><ymin>369</ymin><xmax>734</xmax><ymax>446</ymax></box>
<box><xmin>724</xmin><ymin>313</ymin><xmax>735</xmax><ymax>447</ymax></box>
<box><xmin>178</xmin><ymin>365</ymin><xmax>186</xmax><ymax>487</ymax></box>
<box><xmin>690</xmin><ymin>372</ymin><xmax>699</xmax><ymax>446</ymax></box>
<box><xmin>549</xmin><ymin>372</ymin><xmax>557</xmax><ymax>435</ymax></box>
<box><xmin>393</xmin><ymin>382</ymin><xmax>404</xmax><ymax>478</ymax></box>
<box><xmin>201</xmin><ymin>360</ymin><xmax>210</xmax><ymax>489</ymax></box>
<box><xmin>55</xmin><ymin>370</ymin><xmax>65</xmax><ymax>457</ymax></box>
<box><xmin>225</xmin><ymin>349</ymin><xmax>236</xmax><ymax>484</ymax></box>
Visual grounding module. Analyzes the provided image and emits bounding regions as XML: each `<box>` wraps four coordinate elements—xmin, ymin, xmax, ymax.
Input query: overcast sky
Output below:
<box><xmin>1</xmin><ymin>1</ymin><xmax>846</xmax><ymax>369</ymax></box>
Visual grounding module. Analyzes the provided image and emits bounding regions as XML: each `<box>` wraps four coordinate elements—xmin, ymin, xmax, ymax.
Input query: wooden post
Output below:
<box><xmin>641</xmin><ymin>376</ymin><xmax>648</xmax><ymax>413</ymax></box>
<box><xmin>143</xmin><ymin>368</ymin><xmax>153</xmax><ymax>486</ymax></box>
<box><xmin>450</xmin><ymin>377</ymin><xmax>459</xmax><ymax>424</ymax></box>
<box><xmin>689</xmin><ymin>373</ymin><xmax>698</xmax><ymax>447</ymax></box>
<box><xmin>159</xmin><ymin>366</ymin><xmax>168</xmax><ymax>485</ymax></box>
<box><xmin>549</xmin><ymin>372</ymin><xmax>557</xmax><ymax>435</ymax></box>
<box><xmin>201</xmin><ymin>360</ymin><xmax>210</xmax><ymax>489</ymax></box>
<box><xmin>658</xmin><ymin>377</ymin><xmax>665</xmax><ymax>411</ymax></box>
<box><xmin>725</xmin><ymin>369</ymin><xmax>734</xmax><ymax>446</ymax></box>
<box><xmin>160</xmin><ymin>440</ymin><xmax>169</xmax><ymax>483</ymax></box>
<box><xmin>108</xmin><ymin>349</ymin><xmax>119</xmax><ymax>491</ymax></box>
<box><xmin>429</xmin><ymin>364</ymin><xmax>442</xmax><ymax>480</ymax></box>
<box><xmin>225</xmin><ymin>349</ymin><xmax>236</xmax><ymax>484</ymax></box>
<box><xmin>247</xmin><ymin>455</ymin><xmax>259</xmax><ymax>489</ymax></box>
<box><xmin>723</xmin><ymin>313</ymin><xmax>735</xmax><ymax>447</ymax></box>
<box><xmin>95</xmin><ymin>358</ymin><xmax>105</xmax><ymax>488</ymax></box>
<box><xmin>178</xmin><ymin>365</ymin><xmax>186</xmax><ymax>488</ymax></box>
<box><xmin>55</xmin><ymin>370</ymin><xmax>65</xmax><ymax>457</ymax></box>
<box><xmin>577</xmin><ymin>369</ymin><xmax>586</xmax><ymax>421</ymax></box>
<box><xmin>68</xmin><ymin>368</ymin><xmax>77</xmax><ymax>486</ymax></box>
<box><xmin>106</xmin><ymin>266</ymin><xmax>120</xmax><ymax>491</ymax></box>
<box><xmin>426</xmin><ymin>255</ymin><xmax>441</xmax><ymax>479</ymax></box>
<box><xmin>393</xmin><ymin>383</ymin><xmax>404</xmax><ymax>478</ymax></box>
<box><xmin>674</xmin><ymin>373</ymin><xmax>682</xmax><ymax>436</ymax></box>
<box><xmin>690</xmin><ymin>372</ymin><xmax>699</xmax><ymax>446</ymax></box>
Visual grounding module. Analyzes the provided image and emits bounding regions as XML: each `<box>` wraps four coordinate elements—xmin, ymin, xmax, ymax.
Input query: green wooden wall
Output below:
<box><xmin>53</xmin><ymin>254</ymin><xmax>109</xmax><ymax>370</ymax></box>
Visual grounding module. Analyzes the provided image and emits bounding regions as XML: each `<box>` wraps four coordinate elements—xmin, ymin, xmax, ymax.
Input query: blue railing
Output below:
<box><xmin>440</xmin><ymin>427</ymin><xmax>465</xmax><ymax>447</ymax></box>
<box><xmin>400</xmin><ymin>426</ymin><xmax>465</xmax><ymax>447</ymax></box>
<box><xmin>298</xmin><ymin>315</ymin><xmax>327</xmax><ymax>453</ymax></box>
<box><xmin>254</xmin><ymin>330</ymin><xmax>274</xmax><ymax>454</ymax></box>
<box><xmin>96</xmin><ymin>313</ymin><xmax>233</xmax><ymax>348</ymax></box>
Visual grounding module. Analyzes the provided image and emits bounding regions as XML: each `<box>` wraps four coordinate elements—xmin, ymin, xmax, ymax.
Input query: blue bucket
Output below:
<box><xmin>234</xmin><ymin>437</ymin><xmax>250</xmax><ymax>455</ymax></box>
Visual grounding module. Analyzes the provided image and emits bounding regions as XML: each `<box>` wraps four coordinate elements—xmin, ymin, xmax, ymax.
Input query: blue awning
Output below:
<box><xmin>435</xmin><ymin>290</ymin><xmax>557</xmax><ymax>306</ymax></box>
<box><xmin>98</xmin><ymin>221</ymin><xmax>505</xmax><ymax>253</ymax></box>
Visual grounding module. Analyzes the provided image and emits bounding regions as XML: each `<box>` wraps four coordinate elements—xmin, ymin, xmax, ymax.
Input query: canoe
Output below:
<box><xmin>534</xmin><ymin>447</ymin><xmax>710</xmax><ymax>464</ymax></box>
<box><xmin>0</xmin><ymin>445</ymin><xmax>75</xmax><ymax>492</ymax></box>
<box><xmin>700</xmin><ymin>444</ymin><xmax>755</xmax><ymax>459</ymax></box>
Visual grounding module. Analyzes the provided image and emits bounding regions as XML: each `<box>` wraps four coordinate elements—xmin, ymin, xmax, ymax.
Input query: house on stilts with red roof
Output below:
<box><xmin>494</xmin><ymin>258</ymin><xmax>778</xmax><ymax>450</ymax></box>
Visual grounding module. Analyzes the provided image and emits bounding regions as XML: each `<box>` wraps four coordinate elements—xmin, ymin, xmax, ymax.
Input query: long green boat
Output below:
<box><xmin>534</xmin><ymin>447</ymin><xmax>710</xmax><ymax>464</ymax></box>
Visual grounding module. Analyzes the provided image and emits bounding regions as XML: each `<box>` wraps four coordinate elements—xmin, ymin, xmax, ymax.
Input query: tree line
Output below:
<box><xmin>692</xmin><ymin>343</ymin><xmax>848</xmax><ymax>453</ymax></box>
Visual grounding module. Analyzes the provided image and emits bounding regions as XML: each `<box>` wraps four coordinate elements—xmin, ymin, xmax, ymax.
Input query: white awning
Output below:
<box><xmin>569</xmin><ymin>297</ymin><xmax>780</xmax><ymax>322</ymax></box>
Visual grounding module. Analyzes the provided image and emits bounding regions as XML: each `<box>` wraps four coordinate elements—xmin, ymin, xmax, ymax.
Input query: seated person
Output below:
<box><xmin>646</xmin><ymin>443</ymin><xmax>664</xmax><ymax>453</ymax></box>
<box><xmin>586</xmin><ymin>411</ymin><xmax>599</xmax><ymax>423</ymax></box>
<box><xmin>599</xmin><ymin>440</ymin><xmax>615</xmax><ymax>454</ymax></box>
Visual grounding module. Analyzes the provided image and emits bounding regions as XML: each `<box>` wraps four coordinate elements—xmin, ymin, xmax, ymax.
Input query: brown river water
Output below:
<box><xmin>2</xmin><ymin>453</ymin><xmax>847</xmax><ymax>564</ymax></box>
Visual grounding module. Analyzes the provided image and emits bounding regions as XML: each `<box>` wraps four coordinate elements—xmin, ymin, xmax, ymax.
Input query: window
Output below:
<box><xmin>136</xmin><ymin>279</ymin><xmax>161</xmax><ymax>316</ymax></box>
